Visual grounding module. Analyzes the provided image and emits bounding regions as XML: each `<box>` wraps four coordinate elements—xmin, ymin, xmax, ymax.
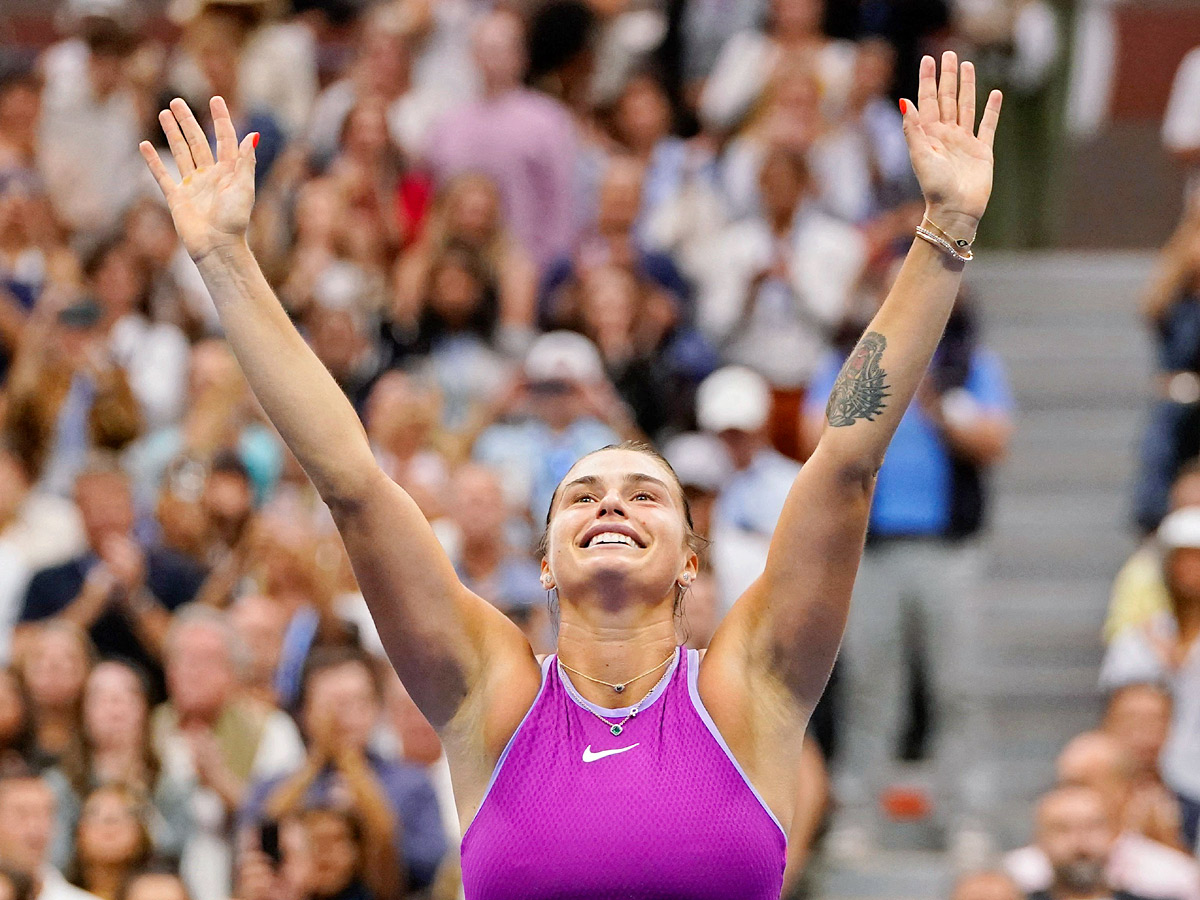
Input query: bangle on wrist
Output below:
<box><xmin>916</xmin><ymin>225</ymin><xmax>974</xmax><ymax>262</ymax></box>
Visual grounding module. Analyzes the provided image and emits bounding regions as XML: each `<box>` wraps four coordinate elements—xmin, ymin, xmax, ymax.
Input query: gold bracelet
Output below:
<box><xmin>922</xmin><ymin>215</ymin><xmax>976</xmax><ymax>252</ymax></box>
<box><xmin>915</xmin><ymin>226</ymin><xmax>974</xmax><ymax>262</ymax></box>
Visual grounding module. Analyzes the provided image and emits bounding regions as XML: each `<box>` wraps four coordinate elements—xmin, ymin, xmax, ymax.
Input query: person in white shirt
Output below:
<box><xmin>0</xmin><ymin>768</ymin><xmax>98</xmax><ymax>900</ymax></box>
<box><xmin>1102</xmin><ymin>506</ymin><xmax>1200</xmax><ymax>853</ymax></box>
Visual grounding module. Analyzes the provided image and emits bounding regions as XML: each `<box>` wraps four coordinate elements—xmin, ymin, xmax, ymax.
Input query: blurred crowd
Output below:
<box><xmin>3</xmin><ymin>0</ymin><xmax>1174</xmax><ymax>897</ymax></box>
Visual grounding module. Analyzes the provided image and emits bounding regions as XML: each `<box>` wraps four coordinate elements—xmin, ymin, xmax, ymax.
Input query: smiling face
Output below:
<box><xmin>543</xmin><ymin>447</ymin><xmax>697</xmax><ymax>613</ymax></box>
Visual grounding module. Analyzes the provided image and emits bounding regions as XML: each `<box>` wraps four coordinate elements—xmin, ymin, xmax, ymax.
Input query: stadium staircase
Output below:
<box><xmin>818</xmin><ymin>251</ymin><xmax>1158</xmax><ymax>899</ymax></box>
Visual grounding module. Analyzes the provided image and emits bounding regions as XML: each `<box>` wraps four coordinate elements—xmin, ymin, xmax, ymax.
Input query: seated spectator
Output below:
<box><xmin>446</xmin><ymin>462</ymin><xmax>550</xmax><ymax>654</ymax></box>
<box><xmin>697</xmin><ymin>145</ymin><xmax>864</xmax><ymax>458</ymax></box>
<box><xmin>362</xmin><ymin>371</ymin><xmax>454</xmax><ymax>521</ymax></box>
<box><xmin>82</xmin><ymin>239</ymin><xmax>189</xmax><ymax>435</ymax></box>
<box><xmin>241</xmin><ymin>648</ymin><xmax>446</xmax><ymax>895</ymax></box>
<box><xmin>1005</xmin><ymin>734</ymin><xmax>1200</xmax><ymax>900</ymax></box>
<box><xmin>696</xmin><ymin>366</ymin><xmax>799</xmax><ymax>613</ymax></box>
<box><xmin>1107</xmin><ymin>461</ymin><xmax>1200</xmax><ymax>642</ymax></box>
<box><xmin>1134</xmin><ymin>203</ymin><xmax>1200</xmax><ymax>532</ymax></box>
<box><xmin>307</xmin><ymin>4</ymin><xmax>444</xmax><ymax>166</ymax></box>
<box><xmin>392</xmin><ymin>173</ymin><xmax>537</xmax><ymax>358</ymax></box>
<box><xmin>15</xmin><ymin>622</ymin><xmax>91</xmax><ymax>767</ymax></box>
<box><xmin>570</xmin><ymin>264</ymin><xmax>679</xmax><ymax>440</ymax></box>
<box><xmin>18</xmin><ymin>461</ymin><xmax>206</xmax><ymax>697</ymax></box>
<box><xmin>423</xmin><ymin>9</ymin><xmax>579</xmax><ymax>270</ymax></box>
<box><xmin>118</xmin><ymin>865</ymin><xmax>189</xmax><ymax>900</ymax></box>
<box><xmin>300</xmin><ymin>806</ymin><xmax>394</xmax><ymax>900</ymax></box>
<box><xmin>5</xmin><ymin>293</ymin><xmax>142</xmax><ymax>498</ymax></box>
<box><xmin>151</xmin><ymin>606</ymin><xmax>304</xmax><ymax>900</ymax></box>
<box><xmin>1012</xmin><ymin>784</ymin><xmax>1165</xmax><ymax>900</ymax></box>
<box><xmin>1102</xmin><ymin>507</ymin><xmax>1200</xmax><ymax>851</ymax></box>
<box><xmin>1102</xmin><ymin>684</ymin><xmax>1187</xmax><ymax>851</ymax></box>
<box><xmin>472</xmin><ymin>331</ymin><xmax>633</xmax><ymax>522</ymax></box>
<box><xmin>0</xmin><ymin>669</ymin><xmax>36</xmax><ymax>775</ymax></box>
<box><xmin>540</xmin><ymin>156</ymin><xmax>690</xmax><ymax>328</ymax></box>
<box><xmin>0</xmin><ymin>68</ymin><xmax>40</xmax><ymax>170</ymax></box>
<box><xmin>226</xmin><ymin>595</ymin><xmax>288</xmax><ymax>708</ymax></box>
<box><xmin>0</xmin><ymin>451</ymin><xmax>32</xmax><ymax>659</ymax></box>
<box><xmin>700</xmin><ymin>0</ymin><xmax>856</xmax><ymax>136</ymax></box>
<box><xmin>0</xmin><ymin>443</ymin><xmax>86</xmax><ymax>584</ymax></box>
<box><xmin>950</xmin><ymin>871</ymin><xmax>1022</xmax><ymax>900</ymax></box>
<box><xmin>66</xmin><ymin>784</ymin><xmax>153</xmax><ymax>900</ymax></box>
<box><xmin>126</xmin><ymin>339</ymin><xmax>283</xmax><ymax>514</ymax></box>
<box><xmin>45</xmin><ymin>662</ymin><xmax>191</xmax><ymax>871</ymax></box>
<box><xmin>0</xmin><ymin>766</ymin><xmax>98</xmax><ymax>899</ymax></box>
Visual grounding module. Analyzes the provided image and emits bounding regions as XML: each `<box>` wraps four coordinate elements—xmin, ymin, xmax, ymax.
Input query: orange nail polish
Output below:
<box><xmin>251</xmin><ymin>132</ymin><xmax>260</xmax><ymax>148</ymax></box>
<box><xmin>899</xmin><ymin>99</ymin><xmax>907</xmax><ymax>115</ymax></box>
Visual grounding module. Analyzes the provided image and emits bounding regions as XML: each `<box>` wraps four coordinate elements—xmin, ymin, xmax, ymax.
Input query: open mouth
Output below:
<box><xmin>580</xmin><ymin>526</ymin><xmax>645</xmax><ymax>549</ymax></box>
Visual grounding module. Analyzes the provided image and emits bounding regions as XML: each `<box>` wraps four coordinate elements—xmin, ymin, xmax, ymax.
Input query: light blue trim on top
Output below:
<box><xmin>557</xmin><ymin>646</ymin><xmax>682</xmax><ymax>718</ymax></box>
<box><xmin>460</xmin><ymin>655</ymin><xmax>554</xmax><ymax>847</ymax></box>
<box><xmin>685</xmin><ymin>648</ymin><xmax>788</xmax><ymax>840</ymax></box>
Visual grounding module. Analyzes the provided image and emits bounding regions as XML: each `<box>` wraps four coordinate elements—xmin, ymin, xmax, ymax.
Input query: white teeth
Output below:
<box><xmin>588</xmin><ymin>532</ymin><xmax>636</xmax><ymax>548</ymax></box>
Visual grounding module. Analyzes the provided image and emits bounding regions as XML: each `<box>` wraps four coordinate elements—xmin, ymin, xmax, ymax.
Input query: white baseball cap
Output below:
<box><xmin>1158</xmin><ymin>507</ymin><xmax>1200</xmax><ymax>551</ymax></box>
<box><xmin>661</xmin><ymin>432</ymin><xmax>732</xmax><ymax>494</ymax></box>
<box><xmin>523</xmin><ymin>331</ymin><xmax>605</xmax><ymax>384</ymax></box>
<box><xmin>695</xmin><ymin>366</ymin><xmax>771</xmax><ymax>434</ymax></box>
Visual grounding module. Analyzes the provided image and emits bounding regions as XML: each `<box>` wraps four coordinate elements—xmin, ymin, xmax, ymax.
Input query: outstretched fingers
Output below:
<box><xmin>936</xmin><ymin>50</ymin><xmax>958</xmax><ymax>124</ymax></box>
<box><xmin>211</xmin><ymin>96</ymin><xmax>239</xmax><ymax>163</ymax></box>
<box><xmin>977</xmin><ymin>89</ymin><xmax>1004</xmax><ymax>149</ymax></box>
<box><xmin>916</xmin><ymin>54</ymin><xmax>938</xmax><ymax>125</ymax></box>
<box><xmin>159</xmin><ymin>108</ymin><xmax>195</xmax><ymax>177</ymax></box>
<box><xmin>169</xmin><ymin>98</ymin><xmax>215</xmax><ymax>169</ymax></box>
<box><xmin>138</xmin><ymin>141</ymin><xmax>176</xmax><ymax>199</ymax></box>
<box><xmin>958</xmin><ymin>61</ymin><xmax>976</xmax><ymax>129</ymax></box>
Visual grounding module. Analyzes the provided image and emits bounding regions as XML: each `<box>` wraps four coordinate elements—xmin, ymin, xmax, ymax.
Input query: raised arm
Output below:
<box><xmin>711</xmin><ymin>53</ymin><xmax>1002</xmax><ymax>709</ymax></box>
<box><xmin>140</xmin><ymin>98</ymin><xmax>534</xmax><ymax>730</ymax></box>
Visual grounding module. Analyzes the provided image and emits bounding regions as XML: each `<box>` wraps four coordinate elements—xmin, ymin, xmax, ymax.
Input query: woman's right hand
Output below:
<box><xmin>139</xmin><ymin>96</ymin><xmax>257</xmax><ymax>262</ymax></box>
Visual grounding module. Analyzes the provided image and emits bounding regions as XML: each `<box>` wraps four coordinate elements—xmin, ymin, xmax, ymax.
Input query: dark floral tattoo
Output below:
<box><xmin>825</xmin><ymin>331</ymin><xmax>890</xmax><ymax>426</ymax></box>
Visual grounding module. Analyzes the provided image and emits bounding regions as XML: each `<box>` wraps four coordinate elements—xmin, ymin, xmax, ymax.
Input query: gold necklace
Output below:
<box><xmin>558</xmin><ymin>647</ymin><xmax>677</xmax><ymax>695</ymax></box>
<box><xmin>569</xmin><ymin>656</ymin><xmax>677</xmax><ymax>736</ymax></box>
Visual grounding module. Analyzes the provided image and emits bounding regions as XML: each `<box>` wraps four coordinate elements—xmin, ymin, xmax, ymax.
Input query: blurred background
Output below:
<box><xmin>0</xmin><ymin>0</ymin><xmax>1197</xmax><ymax>899</ymax></box>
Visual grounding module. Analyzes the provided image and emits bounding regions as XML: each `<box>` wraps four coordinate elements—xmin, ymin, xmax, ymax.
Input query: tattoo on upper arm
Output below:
<box><xmin>825</xmin><ymin>332</ymin><xmax>890</xmax><ymax>427</ymax></box>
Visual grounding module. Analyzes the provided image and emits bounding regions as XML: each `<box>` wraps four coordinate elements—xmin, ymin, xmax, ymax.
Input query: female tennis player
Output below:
<box><xmin>141</xmin><ymin>51</ymin><xmax>1000</xmax><ymax>897</ymax></box>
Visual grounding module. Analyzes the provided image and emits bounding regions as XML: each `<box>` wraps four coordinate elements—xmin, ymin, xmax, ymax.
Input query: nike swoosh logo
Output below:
<box><xmin>582</xmin><ymin>743</ymin><xmax>640</xmax><ymax>762</ymax></box>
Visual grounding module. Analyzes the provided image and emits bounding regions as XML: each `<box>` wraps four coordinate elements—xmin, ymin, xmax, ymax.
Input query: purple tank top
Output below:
<box><xmin>460</xmin><ymin>646</ymin><xmax>787</xmax><ymax>899</ymax></box>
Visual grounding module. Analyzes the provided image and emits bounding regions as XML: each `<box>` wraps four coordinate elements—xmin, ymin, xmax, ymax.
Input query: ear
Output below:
<box><xmin>540</xmin><ymin>558</ymin><xmax>554</xmax><ymax>590</ymax></box>
<box><xmin>678</xmin><ymin>549</ymin><xmax>699</xmax><ymax>587</ymax></box>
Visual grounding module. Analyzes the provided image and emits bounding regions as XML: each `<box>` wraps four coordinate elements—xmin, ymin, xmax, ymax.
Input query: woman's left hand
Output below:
<box><xmin>900</xmin><ymin>51</ymin><xmax>1002</xmax><ymax>240</ymax></box>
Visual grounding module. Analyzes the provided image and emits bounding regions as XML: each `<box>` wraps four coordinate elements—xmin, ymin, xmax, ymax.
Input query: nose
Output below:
<box><xmin>597</xmin><ymin>488</ymin><xmax>628</xmax><ymax>518</ymax></box>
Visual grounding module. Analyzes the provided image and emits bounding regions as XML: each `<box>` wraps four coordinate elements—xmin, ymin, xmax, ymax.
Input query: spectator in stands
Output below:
<box><xmin>242</xmin><ymin>647</ymin><xmax>446</xmax><ymax>895</ymax></box>
<box><xmin>803</xmin><ymin>274</ymin><xmax>1013</xmax><ymax>864</ymax></box>
<box><xmin>1134</xmin><ymin>201</ymin><xmax>1200</xmax><ymax>532</ymax></box>
<box><xmin>0</xmin><ymin>766</ymin><xmax>97</xmax><ymax>900</ymax></box>
<box><xmin>1009</xmin><ymin>783</ymin><xmax>1173</xmax><ymax>900</ymax></box>
<box><xmin>0</xmin><ymin>669</ymin><xmax>36</xmax><ymax>775</ymax></box>
<box><xmin>1107</xmin><ymin>462</ymin><xmax>1200</xmax><ymax>642</ymax></box>
<box><xmin>1163</xmin><ymin>44</ymin><xmax>1200</xmax><ymax>197</ymax></box>
<box><xmin>424</xmin><ymin>9</ymin><xmax>579</xmax><ymax>269</ymax></box>
<box><xmin>15</xmin><ymin>622</ymin><xmax>91</xmax><ymax>766</ymax></box>
<box><xmin>18</xmin><ymin>461</ymin><xmax>205</xmax><ymax>696</ymax></box>
<box><xmin>295</xmin><ymin>806</ymin><xmax>391</xmax><ymax>900</ymax></box>
<box><xmin>152</xmin><ymin>606</ymin><xmax>304</xmax><ymax>900</ymax></box>
<box><xmin>1101</xmin><ymin>683</ymin><xmax>1186</xmax><ymax>851</ymax></box>
<box><xmin>307</xmin><ymin>4</ymin><xmax>444</xmax><ymax>167</ymax></box>
<box><xmin>472</xmin><ymin>331</ymin><xmax>633</xmax><ymax>523</ymax></box>
<box><xmin>1006</xmin><ymin>733</ymin><xmax>1200</xmax><ymax>899</ymax></box>
<box><xmin>700</xmin><ymin>0</ymin><xmax>857</xmax><ymax>135</ymax></box>
<box><xmin>447</xmin><ymin>462</ymin><xmax>550</xmax><ymax>654</ymax></box>
<box><xmin>45</xmin><ymin>661</ymin><xmax>191</xmax><ymax>871</ymax></box>
<box><xmin>696</xmin><ymin>366</ymin><xmax>799</xmax><ymax>613</ymax></box>
<box><xmin>699</xmin><ymin>145</ymin><xmax>865</xmax><ymax>458</ymax></box>
<box><xmin>0</xmin><ymin>69</ymin><xmax>40</xmax><ymax>171</ymax></box>
<box><xmin>37</xmin><ymin>9</ymin><xmax>147</xmax><ymax>243</ymax></box>
<box><xmin>1102</xmin><ymin>506</ymin><xmax>1200</xmax><ymax>853</ymax></box>
<box><xmin>950</xmin><ymin>871</ymin><xmax>1022</xmax><ymax>900</ymax></box>
<box><xmin>5</xmin><ymin>293</ymin><xmax>142</xmax><ymax>498</ymax></box>
<box><xmin>0</xmin><ymin>443</ymin><xmax>85</xmax><ymax>595</ymax></box>
<box><xmin>66</xmin><ymin>784</ymin><xmax>153</xmax><ymax>900</ymax></box>
<box><xmin>119</xmin><ymin>867</ymin><xmax>189</xmax><ymax>900</ymax></box>
<box><xmin>227</xmin><ymin>595</ymin><xmax>288</xmax><ymax>708</ymax></box>
<box><xmin>392</xmin><ymin>173</ymin><xmax>537</xmax><ymax>358</ymax></box>
<box><xmin>0</xmin><ymin>451</ymin><xmax>32</xmax><ymax>659</ymax></box>
<box><xmin>83</xmin><ymin>238</ymin><xmax>190</xmax><ymax>434</ymax></box>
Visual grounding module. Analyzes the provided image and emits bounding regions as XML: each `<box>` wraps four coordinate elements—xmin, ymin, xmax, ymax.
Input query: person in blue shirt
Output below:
<box><xmin>803</xmin><ymin>280</ymin><xmax>1014</xmax><ymax>863</ymax></box>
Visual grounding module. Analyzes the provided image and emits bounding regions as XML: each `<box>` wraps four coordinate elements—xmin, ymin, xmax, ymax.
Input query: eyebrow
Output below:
<box><xmin>561</xmin><ymin>473</ymin><xmax>673</xmax><ymax>494</ymax></box>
